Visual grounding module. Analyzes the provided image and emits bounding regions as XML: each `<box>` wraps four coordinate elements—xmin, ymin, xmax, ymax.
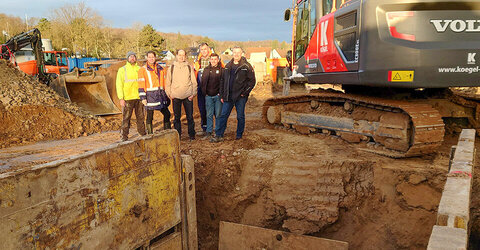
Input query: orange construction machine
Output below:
<box><xmin>1</xmin><ymin>28</ymin><xmax>119</xmax><ymax>116</ymax></box>
<box><xmin>0</xmin><ymin>28</ymin><xmax>68</xmax><ymax>83</ymax></box>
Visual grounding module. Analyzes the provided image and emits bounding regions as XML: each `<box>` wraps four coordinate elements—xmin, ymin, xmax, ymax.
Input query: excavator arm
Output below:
<box><xmin>2</xmin><ymin>29</ymin><xmax>120</xmax><ymax>115</ymax></box>
<box><xmin>0</xmin><ymin>28</ymin><xmax>50</xmax><ymax>84</ymax></box>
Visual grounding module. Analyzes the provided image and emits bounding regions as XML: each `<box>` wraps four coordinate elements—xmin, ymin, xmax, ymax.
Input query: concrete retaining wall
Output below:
<box><xmin>427</xmin><ymin>129</ymin><xmax>475</xmax><ymax>250</ymax></box>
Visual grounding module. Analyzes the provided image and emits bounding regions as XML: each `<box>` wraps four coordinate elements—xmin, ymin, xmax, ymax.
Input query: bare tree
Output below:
<box><xmin>51</xmin><ymin>2</ymin><xmax>103</xmax><ymax>57</ymax></box>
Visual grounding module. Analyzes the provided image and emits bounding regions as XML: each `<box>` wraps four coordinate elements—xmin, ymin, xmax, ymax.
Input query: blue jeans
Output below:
<box><xmin>205</xmin><ymin>95</ymin><xmax>222</xmax><ymax>133</ymax></box>
<box><xmin>215</xmin><ymin>97</ymin><xmax>247</xmax><ymax>138</ymax></box>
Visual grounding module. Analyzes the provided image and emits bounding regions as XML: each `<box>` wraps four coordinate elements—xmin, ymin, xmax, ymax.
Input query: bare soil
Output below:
<box><xmin>0</xmin><ymin>59</ymin><xmax>120</xmax><ymax>148</ymax></box>
<box><xmin>179</xmin><ymin>81</ymin><xmax>471</xmax><ymax>249</ymax></box>
<box><xmin>2</xmin><ymin>62</ymin><xmax>479</xmax><ymax>249</ymax></box>
<box><xmin>183</xmin><ymin>123</ymin><xmax>450</xmax><ymax>249</ymax></box>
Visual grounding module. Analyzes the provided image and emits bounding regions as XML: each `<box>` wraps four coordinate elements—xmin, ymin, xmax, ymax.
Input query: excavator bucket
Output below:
<box><xmin>50</xmin><ymin>69</ymin><xmax>121</xmax><ymax>116</ymax></box>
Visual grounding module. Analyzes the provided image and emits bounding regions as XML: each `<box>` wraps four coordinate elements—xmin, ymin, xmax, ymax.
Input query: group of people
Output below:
<box><xmin>115</xmin><ymin>44</ymin><xmax>256</xmax><ymax>143</ymax></box>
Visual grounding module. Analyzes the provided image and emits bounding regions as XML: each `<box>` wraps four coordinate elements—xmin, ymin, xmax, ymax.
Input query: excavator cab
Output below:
<box><xmin>43</xmin><ymin>51</ymin><xmax>68</xmax><ymax>75</ymax></box>
<box><xmin>290</xmin><ymin>0</ymin><xmax>480</xmax><ymax>88</ymax></box>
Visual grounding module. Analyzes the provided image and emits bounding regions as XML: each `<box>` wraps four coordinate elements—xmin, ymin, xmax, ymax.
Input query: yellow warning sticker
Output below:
<box><xmin>389</xmin><ymin>71</ymin><xmax>414</xmax><ymax>82</ymax></box>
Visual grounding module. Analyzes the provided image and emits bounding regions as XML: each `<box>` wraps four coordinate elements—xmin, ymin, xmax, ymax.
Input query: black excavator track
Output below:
<box><xmin>262</xmin><ymin>92</ymin><xmax>445</xmax><ymax>158</ymax></box>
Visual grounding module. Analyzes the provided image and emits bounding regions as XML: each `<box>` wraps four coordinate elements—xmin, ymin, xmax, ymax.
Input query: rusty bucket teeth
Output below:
<box><xmin>262</xmin><ymin>92</ymin><xmax>445</xmax><ymax>158</ymax></box>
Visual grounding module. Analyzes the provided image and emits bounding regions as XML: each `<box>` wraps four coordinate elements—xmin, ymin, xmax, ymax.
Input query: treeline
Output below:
<box><xmin>0</xmin><ymin>2</ymin><xmax>290</xmax><ymax>59</ymax></box>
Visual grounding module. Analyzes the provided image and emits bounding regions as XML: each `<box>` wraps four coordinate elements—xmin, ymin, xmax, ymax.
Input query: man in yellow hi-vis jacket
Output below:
<box><xmin>116</xmin><ymin>51</ymin><xmax>146</xmax><ymax>141</ymax></box>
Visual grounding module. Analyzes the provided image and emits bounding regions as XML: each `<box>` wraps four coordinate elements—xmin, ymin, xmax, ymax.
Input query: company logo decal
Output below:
<box><xmin>468</xmin><ymin>53</ymin><xmax>476</xmax><ymax>65</ymax></box>
<box><xmin>430</xmin><ymin>19</ymin><xmax>480</xmax><ymax>33</ymax></box>
<box><xmin>320</xmin><ymin>20</ymin><xmax>328</xmax><ymax>53</ymax></box>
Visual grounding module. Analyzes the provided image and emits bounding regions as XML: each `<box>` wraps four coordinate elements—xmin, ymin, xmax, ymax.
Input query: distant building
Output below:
<box><xmin>186</xmin><ymin>47</ymin><xmax>199</xmax><ymax>59</ymax></box>
<box><xmin>220</xmin><ymin>54</ymin><xmax>233</xmax><ymax>65</ymax></box>
<box><xmin>271</xmin><ymin>49</ymin><xmax>287</xmax><ymax>59</ymax></box>
<box><xmin>222</xmin><ymin>48</ymin><xmax>233</xmax><ymax>55</ymax></box>
<box><xmin>272</xmin><ymin>49</ymin><xmax>288</xmax><ymax>59</ymax></box>
<box><xmin>160</xmin><ymin>50</ymin><xmax>175</xmax><ymax>61</ymax></box>
<box><xmin>246</xmin><ymin>47</ymin><xmax>272</xmax><ymax>63</ymax></box>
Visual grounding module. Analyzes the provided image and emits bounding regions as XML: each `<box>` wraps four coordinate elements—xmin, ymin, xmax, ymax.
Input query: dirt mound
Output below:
<box><xmin>0</xmin><ymin>60</ymin><xmax>90</xmax><ymax>115</ymax></box>
<box><xmin>0</xmin><ymin>59</ymin><xmax>120</xmax><ymax>148</ymax></box>
<box><xmin>248</xmin><ymin>79</ymin><xmax>280</xmax><ymax>107</ymax></box>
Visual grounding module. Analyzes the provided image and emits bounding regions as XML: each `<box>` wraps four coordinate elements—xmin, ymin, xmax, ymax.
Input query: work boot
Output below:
<box><xmin>164</xmin><ymin>121</ymin><xmax>171</xmax><ymax>130</ymax></box>
<box><xmin>203</xmin><ymin>132</ymin><xmax>212</xmax><ymax>140</ymax></box>
<box><xmin>146</xmin><ymin>123</ymin><xmax>153</xmax><ymax>134</ymax></box>
<box><xmin>210</xmin><ymin>136</ymin><xmax>224</xmax><ymax>143</ymax></box>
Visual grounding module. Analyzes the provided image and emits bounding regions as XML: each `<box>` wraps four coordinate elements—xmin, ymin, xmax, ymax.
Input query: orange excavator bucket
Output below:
<box><xmin>50</xmin><ymin>68</ymin><xmax>121</xmax><ymax>115</ymax></box>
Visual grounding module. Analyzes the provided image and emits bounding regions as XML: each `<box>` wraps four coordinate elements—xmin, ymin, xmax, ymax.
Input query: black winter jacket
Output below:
<box><xmin>219</xmin><ymin>57</ymin><xmax>256</xmax><ymax>102</ymax></box>
<box><xmin>201</xmin><ymin>64</ymin><xmax>223</xmax><ymax>96</ymax></box>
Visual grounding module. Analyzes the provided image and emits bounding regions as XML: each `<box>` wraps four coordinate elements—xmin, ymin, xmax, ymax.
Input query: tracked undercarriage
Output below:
<box><xmin>262</xmin><ymin>89</ymin><xmax>480</xmax><ymax>157</ymax></box>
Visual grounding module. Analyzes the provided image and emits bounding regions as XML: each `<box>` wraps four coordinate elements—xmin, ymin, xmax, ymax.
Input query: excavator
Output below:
<box><xmin>263</xmin><ymin>0</ymin><xmax>480</xmax><ymax>157</ymax></box>
<box><xmin>1</xmin><ymin>29</ymin><xmax>51</xmax><ymax>84</ymax></box>
<box><xmin>0</xmin><ymin>28</ymin><xmax>120</xmax><ymax>115</ymax></box>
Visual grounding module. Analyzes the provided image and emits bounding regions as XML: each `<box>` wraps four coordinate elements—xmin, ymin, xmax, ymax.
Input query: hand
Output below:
<box><xmin>188</xmin><ymin>95</ymin><xmax>194</xmax><ymax>101</ymax></box>
<box><xmin>142</xmin><ymin>100</ymin><xmax>147</xmax><ymax>106</ymax></box>
<box><xmin>241</xmin><ymin>94</ymin><xmax>244</xmax><ymax>97</ymax></box>
<box><xmin>221</xmin><ymin>98</ymin><xmax>224</xmax><ymax>103</ymax></box>
<box><xmin>120</xmin><ymin>99</ymin><xmax>125</xmax><ymax>107</ymax></box>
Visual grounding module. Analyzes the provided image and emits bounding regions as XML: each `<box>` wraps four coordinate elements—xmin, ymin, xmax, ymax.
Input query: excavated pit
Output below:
<box><xmin>177</xmin><ymin>80</ymin><xmax>460</xmax><ymax>249</ymax></box>
<box><xmin>182</xmin><ymin>125</ymin><xmax>449</xmax><ymax>249</ymax></box>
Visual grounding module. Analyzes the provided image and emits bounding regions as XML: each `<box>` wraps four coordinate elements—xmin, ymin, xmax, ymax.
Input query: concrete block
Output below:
<box><xmin>459</xmin><ymin>129</ymin><xmax>475</xmax><ymax>142</ymax></box>
<box><xmin>450</xmin><ymin>129</ymin><xmax>475</xmax><ymax>177</ymax></box>
<box><xmin>427</xmin><ymin>225</ymin><xmax>467</xmax><ymax>250</ymax></box>
<box><xmin>436</xmin><ymin>177</ymin><xmax>471</xmax><ymax>229</ymax></box>
<box><xmin>450</xmin><ymin>129</ymin><xmax>475</xmax><ymax>175</ymax></box>
<box><xmin>449</xmin><ymin>161</ymin><xmax>473</xmax><ymax>176</ymax></box>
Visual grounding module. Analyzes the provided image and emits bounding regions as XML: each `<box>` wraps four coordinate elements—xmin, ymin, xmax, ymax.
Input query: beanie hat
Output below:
<box><xmin>126</xmin><ymin>51</ymin><xmax>137</xmax><ymax>58</ymax></box>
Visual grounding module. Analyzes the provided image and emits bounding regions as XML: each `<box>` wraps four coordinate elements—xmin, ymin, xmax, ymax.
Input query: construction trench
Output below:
<box><xmin>0</xmin><ymin>60</ymin><xmax>479</xmax><ymax>249</ymax></box>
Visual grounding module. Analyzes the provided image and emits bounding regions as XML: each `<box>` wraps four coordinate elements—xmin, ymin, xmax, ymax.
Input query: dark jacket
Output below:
<box><xmin>219</xmin><ymin>57</ymin><xmax>256</xmax><ymax>102</ymax></box>
<box><xmin>201</xmin><ymin>63</ymin><xmax>223</xmax><ymax>96</ymax></box>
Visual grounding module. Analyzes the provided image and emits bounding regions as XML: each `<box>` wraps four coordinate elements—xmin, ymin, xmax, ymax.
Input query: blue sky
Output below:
<box><xmin>3</xmin><ymin>0</ymin><xmax>293</xmax><ymax>42</ymax></box>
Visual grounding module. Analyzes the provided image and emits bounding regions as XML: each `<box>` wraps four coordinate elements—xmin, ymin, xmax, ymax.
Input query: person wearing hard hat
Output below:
<box><xmin>138</xmin><ymin>50</ymin><xmax>171</xmax><ymax>134</ymax></box>
<box><xmin>116</xmin><ymin>51</ymin><xmax>146</xmax><ymax>141</ymax></box>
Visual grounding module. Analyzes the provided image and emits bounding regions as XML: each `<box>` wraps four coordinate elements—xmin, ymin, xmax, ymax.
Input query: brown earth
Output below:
<box><xmin>178</xmin><ymin>81</ymin><xmax>479</xmax><ymax>249</ymax></box>
<box><xmin>182</xmin><ymin>120</ymin><xmax>450</xmax><ymax>249</ymax></box>
<box><xmin>1</xmin><ymin>61</ymin><xmax>479</xmax><ymax>249</ymax></box>
<box><xmin>0</xmin><ymin>59</ymin><xmax>120</xmax><ymax>148</ymax></box>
